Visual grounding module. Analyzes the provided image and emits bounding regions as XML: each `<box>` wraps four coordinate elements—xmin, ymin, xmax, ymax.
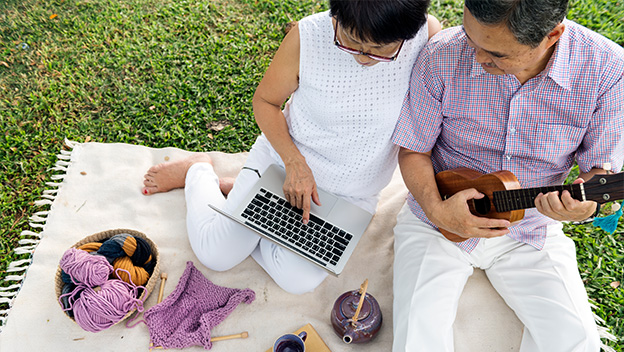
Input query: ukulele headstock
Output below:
<box><xmin>582</xmin><ymin>172</ymin><xmax>624</xmax><ymax>204</ymax></box>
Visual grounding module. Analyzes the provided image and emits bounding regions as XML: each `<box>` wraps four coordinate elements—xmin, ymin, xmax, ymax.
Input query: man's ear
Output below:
<box><xmin>545</xmin><ymin>22</ymin><xmax>566</xmax><ymax>48</ymax></box>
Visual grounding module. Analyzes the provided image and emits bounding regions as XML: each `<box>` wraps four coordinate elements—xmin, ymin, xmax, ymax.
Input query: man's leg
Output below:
<box><xmin>393</xmin><ymin>204</ymin><xmax>474</xmax><ymax>352</ymax></box>
<box><xmin>486</xmin><ymin>224</ymin><xmax>600</xmax><ymax>352</ymax></box>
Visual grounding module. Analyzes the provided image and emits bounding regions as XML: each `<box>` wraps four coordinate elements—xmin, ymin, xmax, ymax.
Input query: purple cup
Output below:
<box><xmin>273</xmin><ymin>331</ymin><xmax>307</xmax><ymax>352</ymax></box>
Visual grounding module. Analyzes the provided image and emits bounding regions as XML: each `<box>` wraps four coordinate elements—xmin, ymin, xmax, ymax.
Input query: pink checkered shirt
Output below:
<box><xmin>393</xmin><ymin>20</ymin><xmax>624</xmax><ymax>252</ymax></box>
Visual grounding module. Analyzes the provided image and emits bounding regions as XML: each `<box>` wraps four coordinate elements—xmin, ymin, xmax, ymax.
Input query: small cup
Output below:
<box><xmin>273</xmin><ymin>331</ymin><xmax>307</xmax><ymax>352</ymax></box>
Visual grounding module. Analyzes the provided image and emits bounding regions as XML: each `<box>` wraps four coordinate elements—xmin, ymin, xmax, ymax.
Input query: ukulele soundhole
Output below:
<box><xmin>471</xmin><ymin>196</ymin><xmax>491</xmax><ymax>216</ymax></box>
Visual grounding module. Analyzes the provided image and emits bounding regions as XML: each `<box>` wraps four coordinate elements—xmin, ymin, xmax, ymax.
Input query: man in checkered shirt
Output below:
<box><xmin>391</xmin><ymin>0</ymin><xmax>624</xmax><ymax>351</ymax></box>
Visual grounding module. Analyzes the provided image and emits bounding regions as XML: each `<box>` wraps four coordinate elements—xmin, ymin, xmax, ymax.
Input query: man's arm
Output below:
<box><xmin>398</xmin><ymin>148</ymin><xmax>511</xmax><ymax>240</ymax></box>
<box><xmin>537</xmin><ymin>55</ymin><xmax>624</xmax><ymax>222</ymax></box>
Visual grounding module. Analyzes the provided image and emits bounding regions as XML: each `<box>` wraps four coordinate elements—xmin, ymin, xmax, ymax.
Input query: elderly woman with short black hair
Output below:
<box><xmin>142</xmin><ymin>0</ymin><xmax>440</xmax><ymax>294</ymax></box>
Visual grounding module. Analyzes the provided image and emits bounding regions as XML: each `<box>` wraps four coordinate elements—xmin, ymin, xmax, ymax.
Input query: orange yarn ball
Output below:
<box><xmin>112</xmin><ymin>256</ymin><xmax>149</xmax><ymax>286</ymax></box>
<box><xmin>77</xmin><ymin>242</ymin><xmax>102</xmax><ymax>253</ymax></box>
<box><xmin>120</xmin><ymin>236</ymin><xmax>152</xmax><ymax>265</ymax></box>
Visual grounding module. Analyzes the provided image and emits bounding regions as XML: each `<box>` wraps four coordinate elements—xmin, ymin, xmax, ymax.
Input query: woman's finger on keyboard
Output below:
<box><xmin>302</xmin><ymin>196</ymin><xmax>311</xmax><ymax>224</ymax></box>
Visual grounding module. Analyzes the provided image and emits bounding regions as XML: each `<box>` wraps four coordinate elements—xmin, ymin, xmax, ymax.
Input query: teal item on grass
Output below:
<box><xmin>593</xmin><ymin>202</ymin><xmax>623</xmax><ymax>234</ymax></box>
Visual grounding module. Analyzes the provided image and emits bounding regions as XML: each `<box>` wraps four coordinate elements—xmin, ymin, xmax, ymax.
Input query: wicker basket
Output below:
<box><xmin>54</xmin><ymin>228</ymin><xmax>160</xmax><ymax>327</ymax></box>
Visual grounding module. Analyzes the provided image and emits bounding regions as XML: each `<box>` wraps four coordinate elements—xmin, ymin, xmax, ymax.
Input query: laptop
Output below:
<box><xmin>209</xmin><ymin>163</ymin><xmax>373</xmax><ymax>276</ymax></box>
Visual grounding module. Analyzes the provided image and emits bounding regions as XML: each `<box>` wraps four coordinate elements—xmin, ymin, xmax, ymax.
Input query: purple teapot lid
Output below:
<box><xmin>338</xmin><ymin>293</ymin><xmax>373</xmax><ymax>321</ymax></box>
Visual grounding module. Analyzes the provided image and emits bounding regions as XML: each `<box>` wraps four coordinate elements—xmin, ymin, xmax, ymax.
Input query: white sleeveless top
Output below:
<box><xmin>265</xmin><ymin>11</ymin><xmax>427</xmax><ymax>207</ymax></box>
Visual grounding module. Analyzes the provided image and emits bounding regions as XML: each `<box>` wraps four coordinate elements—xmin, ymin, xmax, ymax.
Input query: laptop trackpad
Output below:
<box><xmin>310</xmin><ymin>189</ymin><xmax>337</xmax><ymax>217</ymax></box>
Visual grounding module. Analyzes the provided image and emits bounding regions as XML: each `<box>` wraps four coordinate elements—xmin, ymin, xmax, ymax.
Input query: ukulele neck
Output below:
<box><xmin>493</xmin><ymin>184</ymin><xmax>584</xmax><ymax>212</ymax></box>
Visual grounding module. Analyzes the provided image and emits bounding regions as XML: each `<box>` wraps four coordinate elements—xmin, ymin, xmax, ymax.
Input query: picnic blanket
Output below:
<box><xmin>0</xmin><ymin>140</ymin><xmax>524</xmax><ymax>351</ymax></box>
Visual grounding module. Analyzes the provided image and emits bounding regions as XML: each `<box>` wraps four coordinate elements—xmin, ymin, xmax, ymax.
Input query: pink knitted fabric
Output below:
<box><xmin>144</xmin><ymin>261</ymin><xmax>255</xmax><ymax>349</ymax></box>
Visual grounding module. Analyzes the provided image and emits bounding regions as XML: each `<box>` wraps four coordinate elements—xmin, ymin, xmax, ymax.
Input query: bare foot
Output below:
<box><xmin>142</xmin><ymin>153</ymin><xmax>212</xmax><ymax>195</ymax></box>
<box><xmin>219</xmin><ymin>177</ymin><xmax>236</xmax><ymax>196</ymax></box>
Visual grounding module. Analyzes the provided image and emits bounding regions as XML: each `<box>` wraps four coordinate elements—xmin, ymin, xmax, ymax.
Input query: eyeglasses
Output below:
<box><xmin>333</xmin><ymin>21</ymin><xmax>404</xmax><ymax>62</ymax></box>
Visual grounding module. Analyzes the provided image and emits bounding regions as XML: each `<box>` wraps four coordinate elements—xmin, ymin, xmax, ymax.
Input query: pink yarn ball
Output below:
<box><xmin>60</xmin><ymin>248</ymin><xmax>113</xmax><ymax>287</ymax></box>
<box><xmin>72</xmin><ymin>279</ymin><xmax>143</xmax><ymax>332</ymax></box>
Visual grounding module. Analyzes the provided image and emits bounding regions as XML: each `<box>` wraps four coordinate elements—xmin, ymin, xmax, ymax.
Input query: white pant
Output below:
<box><xmin>392</xmin><ymin>203</ymin><xmax>600</xmax><ymax>352</ymax></box>
<box><xmin>183</xmin><ymin>136</ymin><xmax>329</xmax><ymax>294</ymax></box>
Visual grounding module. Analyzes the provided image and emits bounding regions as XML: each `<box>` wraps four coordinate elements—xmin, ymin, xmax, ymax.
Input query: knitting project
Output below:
<box><xmin>144</xmin><ymin>261</ymin><xmax>255</xmax><ymax>349</ymax></box>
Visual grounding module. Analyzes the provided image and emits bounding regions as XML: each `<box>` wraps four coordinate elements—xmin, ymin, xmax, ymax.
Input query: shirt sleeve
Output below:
<box><xmin>392</xmin><ymin>42</ymin><xmax>445</xmax><ymax>153</ymax></box>
<box><xmin>575</xmin><ymin>67</ymin><xmax>624</xmax><ymax>173</ymax></box>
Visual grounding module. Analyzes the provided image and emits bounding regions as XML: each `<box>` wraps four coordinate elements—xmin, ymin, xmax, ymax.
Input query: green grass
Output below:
<box><xmin>1</xmin><ymin>0</ymin><xmax>623</xmax><ymax>348</ymax></box>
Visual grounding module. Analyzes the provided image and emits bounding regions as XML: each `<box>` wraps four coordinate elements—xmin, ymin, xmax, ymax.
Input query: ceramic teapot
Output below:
<box><xmin>330</xmin><ymin>279</ymin><xmax>382</xmax><ymax>344</ymax></box>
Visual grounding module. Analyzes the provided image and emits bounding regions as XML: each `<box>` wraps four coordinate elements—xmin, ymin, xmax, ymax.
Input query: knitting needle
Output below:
<box><xmin>152</xmin><ymin>331</ymin><xmax>249</xmax><ymax>349</ymax></box>
<box><xmin>212</xmin><ymin>331</ymin><xmax>249</xmax><ymax>342</ymax></box>
<box><xmin>156</xmin><ymin>272</ymin><xmax>167</xmax><ymax>303</ymax></box>
<box><xmin>150</xmin><ymin>273</ymin><xmax>167</xmax><ymax>350</ymax></box>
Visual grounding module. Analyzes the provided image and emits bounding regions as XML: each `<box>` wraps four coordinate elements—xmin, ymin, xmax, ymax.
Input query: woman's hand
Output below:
<box><xmin>283</xmin><ymin>160</ymin><xmax>321</xmax><ymax>224</ymax></box>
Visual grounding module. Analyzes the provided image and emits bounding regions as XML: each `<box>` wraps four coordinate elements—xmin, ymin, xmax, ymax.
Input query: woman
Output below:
<box><xmin>142</xmin><ymin>0</ymin><xmax>440</xmax><ymax>294</ymax></box>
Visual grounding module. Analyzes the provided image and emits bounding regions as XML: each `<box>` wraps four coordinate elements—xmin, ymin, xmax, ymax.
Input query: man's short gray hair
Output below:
<box><xmin>465</xmin><ymin>0</ymin><xmax>568</xmax><ymax>48</ymax></box>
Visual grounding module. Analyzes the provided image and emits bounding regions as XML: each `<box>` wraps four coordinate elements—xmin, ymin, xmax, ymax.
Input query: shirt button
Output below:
<box><xmin>510</xmin><ymin>128</ymin><xmax>516</xmax><ymax>133</ymax></box>
<box><xmin>506</xmin><ymin>155</ymin><xmax>512</xmax><ymax>160</ymax></box>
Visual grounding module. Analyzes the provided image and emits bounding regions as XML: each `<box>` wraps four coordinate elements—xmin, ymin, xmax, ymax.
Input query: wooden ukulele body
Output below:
<box><xmin>435</xmin><ymin>168</ymin><xmax>524</xmax><ymax>242</ymax></box>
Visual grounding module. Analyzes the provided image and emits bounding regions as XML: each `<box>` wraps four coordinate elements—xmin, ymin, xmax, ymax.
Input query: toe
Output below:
<box><xmin>146</xmin><ymin>164</ymin><xmax>162</xmax><ymax>174</ymax></box>
<box><xmin>142</xmin><ymin>186</ymin><xmax>157</xmax><ymax>195</ymax></box>
<box><xmin>143</xmin><ymin>177</ymin><xmax>154</xmax><ymax>187</ymax></box>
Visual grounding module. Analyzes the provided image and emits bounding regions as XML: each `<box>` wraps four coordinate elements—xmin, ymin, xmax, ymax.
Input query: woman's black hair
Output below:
<box><xmin>465</xmin><ymin>0</ymin><xmax>568</xmax><ymax>48</ymax></box>
<box><xmin>329</xmin><ymin>0</ymin><xmax>431</xmax><ymax>44</ymax></box>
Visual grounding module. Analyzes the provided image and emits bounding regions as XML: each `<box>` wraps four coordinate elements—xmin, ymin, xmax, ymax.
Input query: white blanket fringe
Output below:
<box><xmin>0</xmin><ymin>139</ymin><xmax>77</xmax><ymax>332</ymax></box>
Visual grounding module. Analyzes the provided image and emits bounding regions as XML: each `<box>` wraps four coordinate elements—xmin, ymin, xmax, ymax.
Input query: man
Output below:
<box><xmin>391</xmin><ymin>0</ymin><xmax>624</xmax><ymax>351</ymax></box>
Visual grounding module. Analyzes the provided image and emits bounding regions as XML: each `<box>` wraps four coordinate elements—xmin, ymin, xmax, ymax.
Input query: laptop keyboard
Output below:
<box><xmin>241</xmin><ymin>188</ymin><xmax>353</xmax><ymax>267</ymax></box>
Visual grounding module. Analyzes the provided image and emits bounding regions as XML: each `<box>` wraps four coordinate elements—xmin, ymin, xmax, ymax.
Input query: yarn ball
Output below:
<box><xmin>60</xmin><ymin>283</ymin><xmax>78</xmax><ymax>318</ymax></box>
<box><xmin>78</xmin><ymin>242</ymin><xmax>102</xmax><ymax>253</ymax></box>
<box><xmin>143</xmin><ymin>257</ymin><xmax>156</xmax><ymax>275</ymax></box>
<box><xmin>97</xmin><ymin>234</ymin><xmax>153</xmax><ymax>267</ymax></box>
<box><xmin>113</xmin><ymin>256</ymin><xmax>150</xmax><ymax>286</ymax></box>
<box><xmin>72</xmin><ymin>279</ymin><xmax>144</xmax><ymax>332</ymax></box>
<box><xmin>130</xmin><ymin>236</ymin><xmax>153</xmax><ymax>266</ymax></box>
<box><xmin>61</xmin><ymin>270</ymin><xmax>73</xmax><ymax>284</ymax></box>
<box><xmin>60</xmin><ymin>248</ymin><xmax>113</xmax><ymax>287</ymax></box>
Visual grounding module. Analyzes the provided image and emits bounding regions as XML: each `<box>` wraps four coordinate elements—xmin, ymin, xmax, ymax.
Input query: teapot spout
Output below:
<box><xmin>342</xmin><ymin>327</ymin><xmax>356</xmax><ymax>344</ymax></box>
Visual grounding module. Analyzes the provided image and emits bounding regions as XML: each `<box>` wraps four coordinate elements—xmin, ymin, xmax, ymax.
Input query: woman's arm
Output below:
<box><xmin>252</xmin><ymin>22</ymin><xmax>320</xmax><ymax>224</ymax></box>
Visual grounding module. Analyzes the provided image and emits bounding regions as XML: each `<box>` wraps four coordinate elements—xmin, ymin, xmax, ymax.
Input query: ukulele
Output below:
<box><xmin>434</xmin><ymin>168</ymin><xmax>624</xmax><ymax>242</ymax></box>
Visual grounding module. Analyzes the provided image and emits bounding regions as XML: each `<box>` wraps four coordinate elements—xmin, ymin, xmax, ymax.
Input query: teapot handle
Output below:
<box><xmin>351</xmin><ymin>278</ymin><xmax>369</xmax><ymax>324</ymax></box>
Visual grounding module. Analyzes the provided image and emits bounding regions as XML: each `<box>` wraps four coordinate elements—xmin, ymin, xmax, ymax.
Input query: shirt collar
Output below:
<box><xmin>544</xmin><ymin>20</ymin><xmax>571</xmax><ymax>90</ymax></box>
<box><xmin>467</xmin><ymin>20</ymin><xmax>572</xmax><ymax>90</ymax></box>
